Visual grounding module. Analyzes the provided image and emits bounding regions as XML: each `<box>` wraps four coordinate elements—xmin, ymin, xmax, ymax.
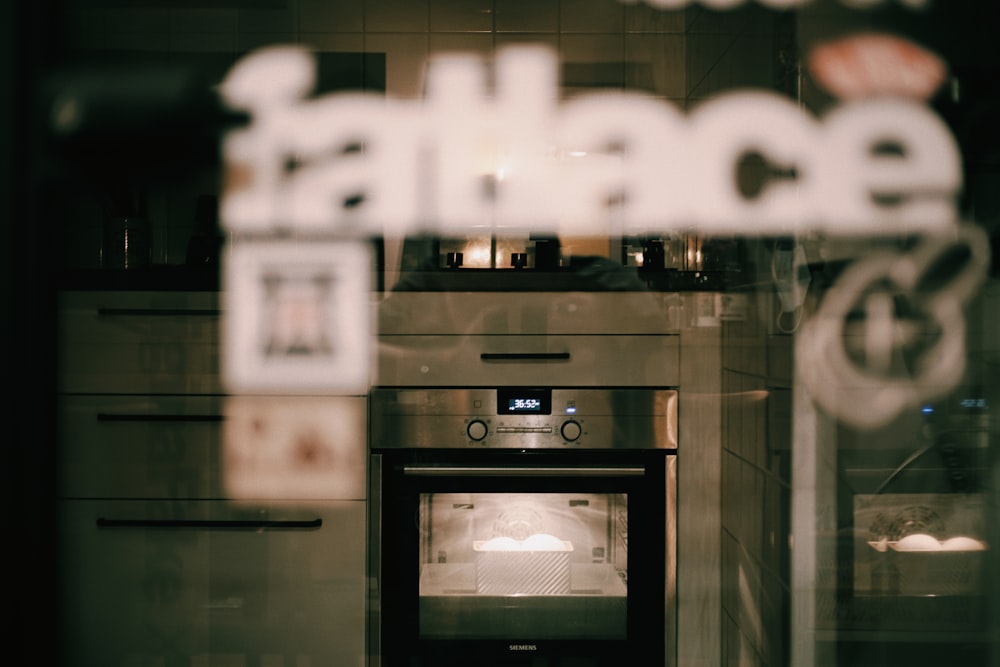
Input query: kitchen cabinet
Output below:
<box><xmin>376</xmin><ymin>291</ymin><xmax>682</xmax><ymax>387</ymax></box>
<box><xmin>56</xmin><ymin>290</ymin><xmax>367</xmax><ymax>667</ymax></box>
<box><xmin>58</xmin><ymin>500</ymin><xmax>364</xmax><ymax>667</ymax></box>
<box><xmin>57</xmin><ymin>291</ymin><xmax>222</xmax><ymax>395</ymax></box>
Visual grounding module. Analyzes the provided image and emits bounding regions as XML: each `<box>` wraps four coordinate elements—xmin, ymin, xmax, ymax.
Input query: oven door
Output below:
<box><xmin>370</xmin><ymin>448</ymin><xmax>674</xmax><ymax>667</ymax></box>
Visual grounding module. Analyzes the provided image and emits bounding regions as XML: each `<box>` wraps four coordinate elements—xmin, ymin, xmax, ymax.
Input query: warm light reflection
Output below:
<box><xmin>477</xmin><ymin>534</ymin><xmax>570</xmax><ymax>551</ymax></box>
<box><xmin>463</xmin><ymin>239</ymin><xmax>492</xmax><ymax>268</ymax></box>
<box><xmin>729</xmin><ymin>389</ymin><xmax>771</xmax><ymax>403</ymax></box>
<box><xmin>869</xmin><ymin>534</ymin><xmax>989</xmax><ymax>552</ymax></box>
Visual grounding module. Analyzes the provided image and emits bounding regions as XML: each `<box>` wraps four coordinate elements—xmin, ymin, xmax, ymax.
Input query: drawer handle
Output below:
<box><xmin>97</xmin><ymin>308</ymin><xmax>221</xmax><ymax>317</ymax></box>
<box><xmin>96</xmin><ymin>518</ymin><xmax>323</xmax><ymax>530</ymax></box>
<box><xmin>480</xmin><ymin>352</ymin><xmax>571</xmax><ymax>361</ymax></box>
<box><xmin>404</xmin><ymin>465</ymin><xmax>644</xmax><ymax>477</ymax></box>
<box><xmin>96</xmin><ymin>413</ymin><xmax>224</xmax><ymax>423</ymax></box>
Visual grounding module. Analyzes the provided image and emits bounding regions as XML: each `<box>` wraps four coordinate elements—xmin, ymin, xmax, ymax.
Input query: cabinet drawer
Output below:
<box><xmin>378</xmin><ymin>291</ymin><xmax>682</xmax><ymax>335</ymax></box>
<box><xmin>57</xmin><ymin>499</ymin><xmax>365</xmax><ymax>667</ymax></box>
<box><xmin>58</xmin><ymin>291</ymin><xmax>221</xmax><ymax>394</ymax></box>
<box><xmin>57</xmin><ymin>395</ymin><xmax>226</xmax><ymax>499</ymax></box>
<box><xmin>377</xmin><ymin>334</ymin><xmax>680</xmax><ymax>386</ymax></box>
<box><xmin>58</xmin><ymin>395</ymin><xmax>368</xmax><ymax>501</ymax></box>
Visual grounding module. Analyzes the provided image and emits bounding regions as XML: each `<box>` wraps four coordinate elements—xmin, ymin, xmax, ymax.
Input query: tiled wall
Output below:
<box><xmin>57</xmin><ymin>0</ymin><xmax>786</xmax><ymax>270</ymax></box>
<box><xmin>720</xmin><ymin>292</ymin><xmax>793</xmax><ymax>667</ymax></box>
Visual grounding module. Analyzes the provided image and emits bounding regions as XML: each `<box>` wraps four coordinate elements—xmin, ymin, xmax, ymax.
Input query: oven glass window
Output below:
<box><xmin>417</xmin><ymin>492</ymin><xmax>628</xmax><ymax>640</ymax></box>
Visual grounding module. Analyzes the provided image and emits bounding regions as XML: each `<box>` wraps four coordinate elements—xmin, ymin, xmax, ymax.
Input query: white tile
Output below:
<box><xmin>625</xmin><ymin>33</ymin><xmax>686</xmax><ymax>98</ymax></box>
<box><xmin>560</xmin><ymin>33</ymin><xmax>623</xmax><ymax>63</ymax></box>
<box><xmin>495</xmin><ymin>0</ymin><xmax>558</xmax><ymax>32</ymax></box>
<box><xmin>364</xmin><ymin>33</ymin><xmax>430</xmax><ymax>98</ymax></box>
<box><xmin>300</xmin><ymin>33</ymin><xmax>366</xmax><ymax>52</ymax></box>
<box><xmin>494</xmin><ymin>33</ymin><xmax>559</xmax><ymax>52</ymax></box>
<box><xmin>624</xmin><ymin>3</ymin><xmax>687</xmax><ymax>32</ymax></box>
<box><xmin>686</xmin><ymin>5</ymin><xmax>775</xmax><ymax>35</ymax></box>
<box><xmin>429</xmin><ymin>0</ymin><xmax>494</xmax><ymax>32</ymax></box>
<box><xmin>365</xmin><ymin>0</ymin><xmax>429</xmax><ymax>32</ymax></box>
<box><xmin>560</xmin><ymin>0</ymin><xmax>625</xmax><ymax>34</ymax></box>
<box><xmin>687</xmin><ymin>32</ymin><xmax>775</xmax><ymax>98</ymax></box>
<box><xmin>300</xmin><ymin>0</ymin><xmax>364</xmax><ymax>32</ymax></box>
<box><xmin>429</xmin><ymin>33</ymin><xmax>495</xmax><ymax>57</ymax></box>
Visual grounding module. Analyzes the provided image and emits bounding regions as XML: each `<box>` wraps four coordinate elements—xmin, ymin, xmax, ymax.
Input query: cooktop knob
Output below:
<box><xmin>467</xmin><ymin>419</ymin><xmax>488</xmax><ymax>441</ymax></box>
<box><xmin>560</xmin><ymin>420</ymin><xmax>582</xmax><ymax>442</ymax></box>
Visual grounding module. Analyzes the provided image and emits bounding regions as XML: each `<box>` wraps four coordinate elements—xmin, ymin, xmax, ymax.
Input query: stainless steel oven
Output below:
<box><xmin>368</xmin><ymin>387</ymin><xmax>677</xmax><ymax>667</ymax></box>
<box><xmin>818</xmin><ymin>394</ymin><xmax>993</xmax><ymax>659</ymax></box>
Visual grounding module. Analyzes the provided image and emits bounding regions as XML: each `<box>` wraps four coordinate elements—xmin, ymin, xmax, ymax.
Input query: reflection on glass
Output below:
<box><xmin>439</xmin><ymin>236</ymin><xmax>493</xmax><ymax>269</ymax></box>
<box><xmin>854</xmin><ymin>493</ymin><xmax>988</xmax><ymax>598</ymax></box>
<box><xmin>437</xmin><ymin>235</ymin><xmax>535</xmax><ymax>269</ymax></box>
<box><xmin>418</xmin><ymin>492</ymin><xmax>627</xmax><ymax>639</ymax></box>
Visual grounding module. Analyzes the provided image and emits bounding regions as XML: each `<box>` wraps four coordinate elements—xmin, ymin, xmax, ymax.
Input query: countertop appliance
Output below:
<box><xmin>368</xmin><ymin>387</ymin><xmax>677</xmax><ymax>667</ymax></box>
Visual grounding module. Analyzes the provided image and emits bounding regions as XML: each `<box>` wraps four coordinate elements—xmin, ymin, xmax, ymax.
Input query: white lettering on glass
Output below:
<box><xmin>216</xmin><ymin>43</ymin><xmax>987</xmax><ymax>432</ymax></box>
<box><xmin>795</xmin><ymin>224</ymin><xmax>990</xmax><ymax>429</ymax></box>
<box><xmin>219</xmin><ymin>45</ymin><xmax>961</xmax><ymax>239</ymax></box>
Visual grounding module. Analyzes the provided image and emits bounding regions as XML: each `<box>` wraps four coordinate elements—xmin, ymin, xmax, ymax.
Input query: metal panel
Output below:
<box><xmin>377</xmin><ymin>291</ymin><xmax>682</xmax><ymax>335</ymax></box>
<box><xmin>378</xmin><ymin>334</ymin><xmax>680</xmax><ymax>386</ymax></box>
<box><xmin>370</xmin><ymin>387</ymin><xmax>678</xmax><ymax>450</ymax></box>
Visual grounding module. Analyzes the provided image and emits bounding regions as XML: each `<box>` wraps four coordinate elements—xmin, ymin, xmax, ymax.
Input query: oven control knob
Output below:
<box><xmin>467</xmin><ymin>419</ymin><xmax>488</xmax><ymax>441</ymax></box>
<box><xmin>560</xmin><ymin>420</ymin><xmax>582</xmax><ymax>442</ymax></box>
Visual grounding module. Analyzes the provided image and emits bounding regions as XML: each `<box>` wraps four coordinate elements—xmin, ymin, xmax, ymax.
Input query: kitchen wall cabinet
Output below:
<box><xmin>56</xmin><ymin>290</ymin><xmax>367</xmax><ymax>667</ymax></box>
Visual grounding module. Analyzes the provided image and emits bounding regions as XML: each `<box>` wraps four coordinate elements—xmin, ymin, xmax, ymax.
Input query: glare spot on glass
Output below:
<box><xmin>52</xmin><ymin>95</ymin><xmax>81</xmax><ymax>134</ymax></box>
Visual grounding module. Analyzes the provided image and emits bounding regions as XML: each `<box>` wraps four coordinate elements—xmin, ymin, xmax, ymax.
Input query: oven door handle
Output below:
<box><xmin>402</xmin><ymin>465</ymin><xmax>645</xmax><ymax>477</ymax></box>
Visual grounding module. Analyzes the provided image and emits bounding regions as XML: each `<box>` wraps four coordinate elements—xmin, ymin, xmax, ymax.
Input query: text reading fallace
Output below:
<box><xmin>220</xmin><ymin>46</ymin><xmax>960</xmax><ymax>238</ymax></box>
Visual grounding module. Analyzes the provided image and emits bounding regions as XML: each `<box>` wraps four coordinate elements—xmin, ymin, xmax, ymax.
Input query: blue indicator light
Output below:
<box><xmin>921</xmin><ymin>405</ymin><xmax>934</xmax><ymax>415</ymax></box>
<box><xmin>566</xmin><ymin>407</ymin><xmax>576</xmax><ymax>414</ymax></box>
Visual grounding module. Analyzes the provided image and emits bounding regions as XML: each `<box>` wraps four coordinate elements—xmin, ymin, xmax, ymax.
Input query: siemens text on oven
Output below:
<box><xmin>219</xmin><ymin>45</ymin><xmax>960</xmax><ymax>239</ymax></box>
<box><xmin>509</xmin><ymin>644</ymin><xmax>538</xmax><ymax>651</ymax></box>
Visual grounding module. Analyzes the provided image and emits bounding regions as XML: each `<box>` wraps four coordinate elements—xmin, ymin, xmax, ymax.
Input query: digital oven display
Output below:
<box><xmin>497</xmin><ymin>388</ymin><xmax>552</xmax><ymax>415</ymax></box>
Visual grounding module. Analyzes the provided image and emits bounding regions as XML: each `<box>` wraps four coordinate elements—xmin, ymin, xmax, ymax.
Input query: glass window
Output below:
<box><xmin>418</xmin><ymin>492</ymin><xmax>628</xmax><ymax>639</ymax></box>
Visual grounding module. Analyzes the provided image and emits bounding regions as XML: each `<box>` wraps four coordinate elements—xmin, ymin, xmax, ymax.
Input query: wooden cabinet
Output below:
<box><xmin>56</xmin><ymin>291</ymin><xmax>367</xmax><ymax>667</ymax></box>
